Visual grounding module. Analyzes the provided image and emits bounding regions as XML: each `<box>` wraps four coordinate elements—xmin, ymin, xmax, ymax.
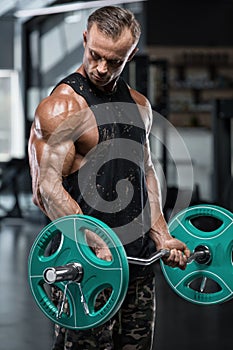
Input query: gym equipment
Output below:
<box><xmin>160</xmin><ymin>204</ymin><xmax>233</xmax><ymax>305</ymax></box>
<box><xmin>28</xmin><ymin>214</ymin><xmax>129</xmax><ymax>330</ymax></box>
<box><xmin>28</xmin><ymin>204</ymin><xmax>233</xmax><ymax>330</ymax></box>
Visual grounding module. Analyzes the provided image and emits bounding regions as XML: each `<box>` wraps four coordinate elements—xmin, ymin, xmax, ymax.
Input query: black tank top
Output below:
<box><xmin>55</xmin><ymin>72</ymin><xmax>153</xmax><ymax>258</ymax></box>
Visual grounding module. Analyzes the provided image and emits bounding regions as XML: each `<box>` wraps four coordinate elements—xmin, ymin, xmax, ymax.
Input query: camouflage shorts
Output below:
<box><xmin>51</xmin><ymin>269</ymin><xmax>156</xmax><ymax>350</ymax></box>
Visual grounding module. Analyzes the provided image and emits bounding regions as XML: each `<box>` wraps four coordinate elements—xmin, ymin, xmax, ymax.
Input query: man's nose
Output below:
<box><xmin>97</xmin><ymin>58</ymin><xmax>108</xmax><ymax>75</ymax></box>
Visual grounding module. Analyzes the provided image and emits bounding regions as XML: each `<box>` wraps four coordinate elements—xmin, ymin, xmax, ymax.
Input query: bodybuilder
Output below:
<box><xmin>28</xmin><ymin>6</ymin><xmax>190</xmax><ymax>350</ymax></box>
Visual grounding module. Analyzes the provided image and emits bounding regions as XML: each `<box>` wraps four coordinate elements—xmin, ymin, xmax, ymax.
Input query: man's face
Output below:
<box><xmin>83</xmin><ymin>23</ymin><xmax>137</xmax><ymax>90</ymax></box>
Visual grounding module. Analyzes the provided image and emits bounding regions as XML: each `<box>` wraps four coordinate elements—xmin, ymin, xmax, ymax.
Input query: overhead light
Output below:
<box><xmin>14</xmin><ymin>0</ymin><xmax>147</xmax><ymax>18</ymax></box>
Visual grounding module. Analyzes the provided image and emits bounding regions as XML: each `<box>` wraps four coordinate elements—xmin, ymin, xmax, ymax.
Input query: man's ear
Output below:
<box><xmin>127</xmin><ymin>47</ymin><xmax>139</xmax><ymax>62</ymax></box>
<box><xmin>83</xmin><ymin>31</ymin><xmax>87</xmax><ymax>48</ymax></box>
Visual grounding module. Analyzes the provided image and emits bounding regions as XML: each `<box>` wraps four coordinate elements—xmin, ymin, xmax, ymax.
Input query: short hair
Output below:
<box><xmin>87</xmin><ymin>6</ymin><xmax>141</xmax><ymax>44</ymax></box>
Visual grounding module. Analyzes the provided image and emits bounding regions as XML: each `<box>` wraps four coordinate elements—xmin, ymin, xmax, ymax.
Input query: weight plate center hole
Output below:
<box><xmin>194</xmin><ymin>245</ymin><xmax>212</xmax><ymax>265</ymax></box>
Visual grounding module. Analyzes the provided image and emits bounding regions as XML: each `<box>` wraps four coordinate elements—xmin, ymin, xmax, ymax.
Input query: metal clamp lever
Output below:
<box><xmin>57</xmin><ymin>281</ymin><xmax>70</xmax><ymax>319</ymax></box>
<box><xmin>78</xmin><ymin>283</ymin><xmax>89</xmax><ymax>315</ymax></box>
<box><xmin>56</xmin><ymin>281</ymin><xmax>90</xmax><ymax>318</ymax></box>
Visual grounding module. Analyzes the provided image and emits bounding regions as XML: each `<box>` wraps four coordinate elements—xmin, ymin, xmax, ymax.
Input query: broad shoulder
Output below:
<box><xmin>34</xmin><ymin>83</ymin><xmax>88</xmax><ymax>138</ymax></box>
<box><xmin>128</xmin><ymin>87</ymin><xmax>150</xmax><ymax>108</ymax></box>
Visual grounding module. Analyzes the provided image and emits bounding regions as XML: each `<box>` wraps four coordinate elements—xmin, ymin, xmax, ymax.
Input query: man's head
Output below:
<box><xmin>87</xmin><ymin>6</ymin><xmax>141</xmax><ymax>44</ymax></box>
<box><xmin>82</xmin><ymin>6</ymin><xmax>141</xmax><ymax>91</ymax></box>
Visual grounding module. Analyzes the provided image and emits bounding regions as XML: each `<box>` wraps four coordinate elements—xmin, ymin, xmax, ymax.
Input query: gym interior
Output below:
<box><xmin>0</xmin><ymin>0</ymin><xmax>233</xmax><ymax>349</ymax></box>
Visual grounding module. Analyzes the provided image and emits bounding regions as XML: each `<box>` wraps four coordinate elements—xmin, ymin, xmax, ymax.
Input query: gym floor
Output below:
<box><xmin>0</xmin><ymin>201</ymin><xmax>233</xmax><ymax>350</ymax></box>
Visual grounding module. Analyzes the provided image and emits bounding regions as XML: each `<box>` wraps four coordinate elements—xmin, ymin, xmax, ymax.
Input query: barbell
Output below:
<box><xmin>28</xmin><ymin>204</ymin><xmax>233</xmax><ymax>330</ymax></box>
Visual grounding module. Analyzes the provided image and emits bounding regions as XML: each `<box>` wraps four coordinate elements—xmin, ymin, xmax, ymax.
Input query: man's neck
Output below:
<box><xmin>101</xmin><ymin>78</ymin><xmax>118</xmax><ymax>94</ymax></box>
<box><xmin>76</xmin><ymin>66</ymin><xmax>119</xmax><ymax>94</ymax></box>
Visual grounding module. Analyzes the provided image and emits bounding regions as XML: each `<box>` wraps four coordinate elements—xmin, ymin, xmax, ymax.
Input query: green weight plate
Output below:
<box><xmin>28</xmin><ymin>214</ymin><xmax>129</xmax><ymax>329</ymax></box>
<box><xmin>160</xmin><ymin>204</ymin><xmax>233</xmax><ymax>305</ymax></box>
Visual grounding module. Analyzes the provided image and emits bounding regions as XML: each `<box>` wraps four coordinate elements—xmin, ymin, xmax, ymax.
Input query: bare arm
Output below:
<box><xmin>144</xmin><ymin>137</ymin><xmax>189</xmax><ymax>259</ymax></box>
<box><xmin>132</xmin><ymin>90</ymin><xmax>190</xmax><ymax>269</ymax></box>
<box><xmin>28</xmin><ymin>91</ymin><xmax>85</xmax><ymax>221</ymax></box>
<box><xmin>28</xmin><ymin>87</ymin><xmax>112</xmax><ymax>260</ymax></box>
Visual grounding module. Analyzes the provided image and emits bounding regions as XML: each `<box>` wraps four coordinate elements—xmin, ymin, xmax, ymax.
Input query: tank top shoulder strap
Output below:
<box><xmin>51</xmin><ymin>72</ymin><xmax>90</xmax><ymax>100</ymax></box>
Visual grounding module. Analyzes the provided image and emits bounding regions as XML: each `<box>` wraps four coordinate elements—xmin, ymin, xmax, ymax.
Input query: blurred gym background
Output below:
<box><xmin>0</xmin><ymin>1</ymin><xmax>232</xmax><ymax>349</ymax></box>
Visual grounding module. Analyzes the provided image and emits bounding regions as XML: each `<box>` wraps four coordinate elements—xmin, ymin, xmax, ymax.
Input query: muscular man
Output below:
<box><xmin>28</xmin><ymin>6</ymin><xmax>190</xmax><ymax>350</ymax></box>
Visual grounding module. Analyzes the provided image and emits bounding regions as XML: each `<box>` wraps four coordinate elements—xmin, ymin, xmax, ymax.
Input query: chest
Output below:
<box><xmin>76</xmin><ymin>123</ymin><xmax>146</xmax><ymax>161</ymax></box>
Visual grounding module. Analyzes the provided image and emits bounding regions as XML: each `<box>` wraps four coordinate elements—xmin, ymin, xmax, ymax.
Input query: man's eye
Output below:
<box><xmin>90</xmin><ymin>50</ymin><xmax>99</xmax><ymax>60</ymax></box>
<box><xmin>109</xmin><ymin>60</ymin><xmax>123</xmax><ymax>67</ymax></box>
<box><xmin>89</xmin><ymin>49</ymin><xmax>123</xmax><ymax>67</ymax></box>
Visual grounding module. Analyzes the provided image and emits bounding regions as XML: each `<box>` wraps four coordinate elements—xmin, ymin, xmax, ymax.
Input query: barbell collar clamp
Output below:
<box><xmin>43</xmin><ymin>263</ymin><xmax>83</xmax><ymax>284</ymax></box>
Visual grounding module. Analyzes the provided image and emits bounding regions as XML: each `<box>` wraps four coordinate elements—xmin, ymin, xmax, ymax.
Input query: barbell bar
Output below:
<box><xmin>43</xmin><ymin>246</ymin><xmax>211</xmax><ymax>285</ymax></box>
<box><xmin>28</xmin><ymin>204</ymin><xmax>233</xmax><ymax>330</ymax></box>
